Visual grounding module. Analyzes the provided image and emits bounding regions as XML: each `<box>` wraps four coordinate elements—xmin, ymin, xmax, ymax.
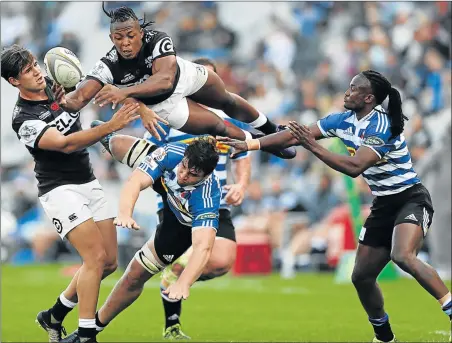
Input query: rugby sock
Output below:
<box><xmin>161</xmin><ymin>286</ymin><xmax>182</xmax><ymax>328</ymax></box>
<box><xmin>439</xmin><ymin>293</ymin><xmax>452</xmax><ymax>320</ymax></box>
<box><xmin>78</xmin><ymin>318</ymin><xmax>97</xmax><ymax>339</ymax></box>
<box><xmin>369</xmin><ymin>313</ymin><xmax>394</xmax><ymax>342</ymax></box>
<box><xmin>249</xmin><ymin>112</ymin><xmax>277</xmax><ymax>134</ymax></box>
<box><xmin>95</xmin><ymin>312</ymin><xmax>107</xmax><ymax>332</ymax></box>
<box><xmin>50</xmin><ymin>294</ymin><xmax>77</xmax><ymax>323</ymax></box>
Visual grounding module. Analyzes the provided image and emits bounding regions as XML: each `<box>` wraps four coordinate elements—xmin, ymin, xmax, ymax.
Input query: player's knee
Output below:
<box><xmin>122</xmin><ymin>270</ymin><xmax>144</xmax><ymax>292</ymax></box>
<box><xmin>202</xmin><ymin>256</ymin><xmax>235</xmax><ymax>280</ymax></box>
<box><xmin>103</xmin><ymin>258</ymin><xmax>118</xmax><ymax>276</ymax></box>
<box><xmin>351</xmin><ymin>269</ymin><xmax>369</xmax><ymax>287</ymax></box>
<box><xmin>390</xmin><ymin>250</ymin><xmax>414</xmax><ymax>270</ymax></box>
<box><xmin>84</xmin><ymin>248</ymin><xmax>108</xmax><ymax>271</ymax></box>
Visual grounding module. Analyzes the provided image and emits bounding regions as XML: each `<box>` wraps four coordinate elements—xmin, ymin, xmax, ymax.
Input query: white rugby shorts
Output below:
<box><xmin>149</xmin><ymin>56</ymin><xmax>209</xmax><ymax>129</ymax></box>
<box><xmin>38</xmin><ymin>179</ymin><xmax>115</xmax><ymax>239</ymax></box>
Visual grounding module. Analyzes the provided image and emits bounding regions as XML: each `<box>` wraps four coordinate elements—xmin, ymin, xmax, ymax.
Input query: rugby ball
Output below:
<box><xmin>44</xmin><ymin>47</ymin><xmax>83</xmax><ymax>89</ymax></box>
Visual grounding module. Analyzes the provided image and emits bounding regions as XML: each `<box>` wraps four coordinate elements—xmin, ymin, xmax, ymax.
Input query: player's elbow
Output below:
<box><xmin>160</xmin><ymin>74</ymin><xmax>174</xmax><ymax>92</ymax></box>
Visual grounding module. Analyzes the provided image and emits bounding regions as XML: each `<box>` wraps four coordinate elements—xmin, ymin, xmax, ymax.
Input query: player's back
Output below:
<box><xmin>11</xmin><ymin>79</ymin><xmax>95</xmax><ymax>196</ymax></box>
<box><xmin>318</xmin><ymin>106</ymin><xmax>420</xmax><ymax>196</ymax></box>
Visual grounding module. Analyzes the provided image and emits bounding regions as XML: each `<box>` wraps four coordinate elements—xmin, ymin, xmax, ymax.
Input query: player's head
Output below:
<box><xmin>1</xmin><ymin>45</ymin><xmax>46</xmax><ymax>92</ymax></box>
<box><xmin>103</xmin><ymin>3</ymin><xmax>153</xmax><ymax>59</ymax></box>
<box><xmin>193</xmin><ymin>57</ymin><xmax>217</xmax><ymax>73</ymax></box>
<box><xmin>344</xmin><ymin>70</ymin><xmax>407</xmax><ymax>137</ymax></box>
<box><xmin>177</xmin><ymin>137</ymin><xmax>219</xmax><ymax>187</ymax></box>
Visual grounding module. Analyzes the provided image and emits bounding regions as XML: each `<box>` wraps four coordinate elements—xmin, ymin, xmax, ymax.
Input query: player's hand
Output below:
<box><xmin>224</xmin><ymin>183</ymin><xmax>246</xmax><ymax>206</ymax></box>
<box><xmin>51</xmin><ymin>83</ymin><xmax>67</xmax><ymax>107</ymax></box>
<box><xmin>94</xmin><ymin>84</ymin><xmax>127</xmax><ymax>109</ymax></box>
<box><xmin>140</xmin><ymin>107</ymin><xmax>168</xmax><ymax>141</ymax></box>
<box><xmin>288</xmin><ymin>121</ymin><xmax>315</xmax><ymax>148</ymax></box>
<box><xmin>113</xmin><ymin>214</ymin><xmax>141</xmax><ymax>230</ymax></box>
<box><xmin>109</xmin><ymin>103</ymin><xmax>141</xmax><ymax>131</ymax></box>
<box><xmin>162</xmin><ymin>282</ymin><xmax>190</xmax><ymax>301</ymax></box>
<box><xmin>216</xmin><ymin>136</ymin><xmax>248</xmax><ymax>158</ymax></box>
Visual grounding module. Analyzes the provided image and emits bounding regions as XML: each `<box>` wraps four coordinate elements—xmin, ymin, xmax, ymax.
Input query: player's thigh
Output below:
<box><xmin>188</xmin><ymin>67</ymin><xmax>230</xmax><ymax>108</ymax></box>
<box><xmin>66</xmin><ymin>218</ymin><xmax>106</xmax><ymax>263</ymax></box>
<box><xmin>180</xmin><ymin>98</ymin><xmax>227</xmax><ymax>136</ymax></box>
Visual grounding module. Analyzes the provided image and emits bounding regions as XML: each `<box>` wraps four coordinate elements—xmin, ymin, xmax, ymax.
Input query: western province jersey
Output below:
<box><xmin>317</xmin><ymin>106</ymin><xmax>420</xmax><ymax>196</ymax></box>
<box><xmin>138</xmin><ymin>143</ymin><xmax>221</xmax><ymax>230</ymax></box>
<box><xmin>11</xmin><ymin>78</ymin><xmax>95</xmax><ymax>196</ymax></box>
<box><xmin>86</xmin><ymin>29</ymin><xmax>180</xmax><ymax>105</ymax></box>
<box><xmin>145</xmin><ymin>108</ymin><xmax>250</xmax><ymax>211</ymax></box>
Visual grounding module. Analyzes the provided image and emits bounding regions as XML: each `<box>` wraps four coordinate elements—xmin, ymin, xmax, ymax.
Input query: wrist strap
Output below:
<box><xmin>246</xmin><ymin>139</ymin><xmax>261</xmax><ymax>151</ymax></box>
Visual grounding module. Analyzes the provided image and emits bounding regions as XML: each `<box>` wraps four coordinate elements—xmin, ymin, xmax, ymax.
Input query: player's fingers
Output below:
<box><xmin>162</xmin><ymin>288</ymin><xmax>169</xmax><ymax>294</ymax></box>
<box><xmin>215</xmin><ymin>136</ymin><xmax>231</xmax><ymax>142</ymax></box>
<box><xmin>149</xmin><ymin>125</ymin><xmax>161</xmax><ymax>141</ymax></box>
<box><xmin>155</xmin><ymin>114</ymin><xmax>169</xmax><ymax>125</ymax></box>
<box><xmin>156</xmin><ymin>122</ymin><xmax>166</xmax><ymax>135</ymax></box>
<box><xmin>112</xmin><ymin>102</ymin><xmax>117</xmax><ymax>110</ymax></box>
<box><xmin>223</xmin><ymin>185</ymin><xmax>231</xmax><ymax>190</ymax></box>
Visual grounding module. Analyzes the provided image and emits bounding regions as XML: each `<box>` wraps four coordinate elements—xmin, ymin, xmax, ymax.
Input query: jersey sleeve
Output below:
<box><xmin>317</xmin><ymin>112</ymin><xmax>344</xmax><ymax>138</ymax></box>
<box><xmin>137</xmin><ymin>146</ymin><xmax>170</xmax><ymax>182</ymax></box>
<box><xmin>12</xmin><ymin>107</ymin><xmax>51</xmax><ymax>149</ymax></box>
<box><xmin>147</xmin><ymin>31</ymin><xmax>176</xmax><ymax>61</ymax></box>
<box><xmin>189</xmin><ymin>178</ymin><xmax>221</xmax><ymax>231</ymax></box>
<box><xmin>85</xmin><ymin>59</ymin><xmax>114</xmax><ymax>86</ymax></box>
<box><xmin>361</xmin><ymin>114</ymin><xmax>393</xmax><ymax>158</ymax></box>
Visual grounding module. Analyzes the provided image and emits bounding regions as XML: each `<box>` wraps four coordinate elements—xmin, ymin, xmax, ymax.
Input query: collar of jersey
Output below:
<box><xmin>354</xmin><ymin>105</ymin><xmax>383</xmax><ymax>122</ymax></box>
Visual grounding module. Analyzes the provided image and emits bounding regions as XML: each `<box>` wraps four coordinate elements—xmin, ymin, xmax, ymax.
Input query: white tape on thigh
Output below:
<box><xmin>121</xmin><ymin>139</ymin><xmax>154</xmax><ymax>168</ymax></box>
<box><xmin>134</xmin><ymin>243</ymin><xmax>166</xmax><ymax>275</ymax></box>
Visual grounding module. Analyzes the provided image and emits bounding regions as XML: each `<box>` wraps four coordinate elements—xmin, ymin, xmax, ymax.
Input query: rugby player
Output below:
<box><xmin>219</xmin><ymin>70</ymin><xmax>452</xmax><ymax>342</ymax></box>
<box><xmin>61</xmin><ymin>138</ymin><xmax>222</xmax><ymax>342</ymax></box>
<box><xmin>1</xmin><ymin>45</ymin><xmax>140</xmax><ymax>342</ymax></box>
<box><xmin>59</xmin><ymin>5</ymin><xmax>295</xmax><ymax>160</ymax></box>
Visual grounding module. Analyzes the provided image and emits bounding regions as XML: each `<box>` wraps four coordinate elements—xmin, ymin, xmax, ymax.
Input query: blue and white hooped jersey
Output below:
<box><xmin>138</xmin><ymin>142</ymin><xmax>221</xmax><ymax>230</ymax></box>
<box><xmin>145</xmin><ymin>108</ymin><xmax>250</xmax><ymax>211</ymax></box>
<box><xmin>317</xmin><ymin>106</ymin><xmax>420</xmax><ymax>196</ymax></box>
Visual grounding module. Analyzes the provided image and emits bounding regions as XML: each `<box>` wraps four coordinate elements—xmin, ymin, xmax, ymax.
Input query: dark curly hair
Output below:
<box><xmin>184</xmin><ymin>137</ymin><xmax>219</xmax><ymax>176</ymax></box>
<box><xmin>102</xmin><ymin>2</ymin><xmax>153</xmax><ymax>29</ymax></box>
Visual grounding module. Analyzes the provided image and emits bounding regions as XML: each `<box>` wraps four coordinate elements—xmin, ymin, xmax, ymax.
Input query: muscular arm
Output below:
<box><xmin>62</xmin><ymin>79</ymin><xmax>103</xmax><ymax>113</ymax></box>
<box><xmin>257</xmin><ymin>123</ymin><xmax>324</xmax><ymax>150</ymax></box>
<box><xmin>177</xmin><ymin>228</ymin><xmax>216</xmax><ymax>286</ymax></box>
<box><xmin>308</xmin><ymin>144</ymin><xmax>380</xmax><ymax>178</ymax></box>
<box><xmin>121</xmin><ymin>56</ymin><xmax>177</xmax><ymax>99</ymax></box>
<box><xmin>118</xmin><ymin>169</ymin><xmax>154</xmax><ymax>218</ymax></box>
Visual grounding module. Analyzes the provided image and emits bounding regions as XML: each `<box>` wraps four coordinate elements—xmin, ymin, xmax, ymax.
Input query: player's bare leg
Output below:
<box><xmin>189</xmin><ymin>68</ymin><xmax>276</xmax><ymax>134</ymax></box>
<box><xmin>391</xmin><ymin>224</ymin><xmax>452</xmax><ymax>338</ymax></box>
<box><xmin>351</xmin><ymin>244</ymin><xmax>395</xmax><ymax>342</ymax></box>
<box><xmin>160</xmin><ymin>238</ymin><xmax>236</xmax><ymax>339</ymax></box>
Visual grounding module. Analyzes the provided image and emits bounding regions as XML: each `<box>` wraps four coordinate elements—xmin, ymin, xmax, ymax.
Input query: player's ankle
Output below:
<box><xmin>369</xmin><ymin>313</ymin><xmax>394</xmax><ymax>342</ymax></box>
<box><xmin>79</xmin><ymin>318</ymin><xmax>97</xmax><ymax>338</ymax></box>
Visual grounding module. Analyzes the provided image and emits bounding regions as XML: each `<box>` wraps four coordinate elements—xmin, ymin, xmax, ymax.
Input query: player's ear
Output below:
<box><xmin>8</xmin><ymin>76</ymin><xmax>19</xmax><ymax>87</ymax></box>
<box><xmin>109</xmin><ymin>33</ymin><xmax>113</xmax><ymax>43</ymax></box>
<box><xmin>140</xmin><ymin>28</ymin><xmax>144</xmax><ymax>39</ymax></box>
<box><xmin>364</xmin><ymin>93</ymin><xmax>374</xmax><ymax>104</ymax></box>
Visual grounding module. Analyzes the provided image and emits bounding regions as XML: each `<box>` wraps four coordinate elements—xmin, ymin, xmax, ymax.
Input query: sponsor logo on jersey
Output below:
<box><xmin>12</xmin><ymin>106</ymin><xmax>21</xmax><ymax>119</ymax></box>
<box><xmin>195</xmin><ymin>212</ymin><xmax>217</xmax><ymax>220</ymax></box>
<box><xmin>158</xmin><ymin>37</ymin><xmax>174</xmax><ymax>54</ymax></box>
<box><xmin>152</xmin><ymin>147</ymin><xmax>166</xmax><ymax>161</ymax></box>
<box><xmin>363</xmin><ymin>136</ymin><xmax>385</xmax><ymax>147</ymax></box>
<box><xmin>50</xmin><ymin>102</ymin><xmax>60</xmax><ymax>111</ymax></box>
<box><xmin>39</xmin><ymin>111</ymin><xmax>51</xmax><ymax>120</ymax></box>
<box><xmin>68</xmin><ymin>213</ymin><xmax>78</xmax><ymax>222</ymax></box>
<box><xmin>106</xmin><ymin>49</ymin><xmax>118</xmax><ymax>63</ymax></box>
<box><xmin>121</xmin><ymin>73</ymin><xmax>135</xmax><ymax>83</ymax></box>
<box><xmin>145</xmin><ymin>56</ymin><xmax>153</xmax><ymax>69</ymax></box>
<box><xmin>19</xmin><ymin>124</ymin><xmax>38</xmax><ymax>143</ymax></box>
<box><xmin>50</xmin><ymin>111</ymin><xmax>80</xmax><ymax>134</ymax></box>
<box><xmin>343</xmin><ymin>127</ymin><xmax>354</xmax><ymax>136</ymax></box>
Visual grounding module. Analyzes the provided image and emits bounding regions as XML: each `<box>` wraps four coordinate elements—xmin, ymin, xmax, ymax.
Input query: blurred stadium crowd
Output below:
<box><xmin>1</xmin><ymin>2</ymin><xmax>450</xmax><ymax>278</ymax></box>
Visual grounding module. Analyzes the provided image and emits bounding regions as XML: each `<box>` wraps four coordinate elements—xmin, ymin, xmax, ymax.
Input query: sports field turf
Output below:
<box><xmin>2</xmin><ymin>264</ymin><xmax>450</xmax><ymax>342</ymax></box>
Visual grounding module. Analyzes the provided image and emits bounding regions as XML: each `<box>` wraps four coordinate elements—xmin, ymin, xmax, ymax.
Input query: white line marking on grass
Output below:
<box><xmin>432</xmin><ymin>330</ymin><xmax>450</xmax><ymax>336</ymax></box>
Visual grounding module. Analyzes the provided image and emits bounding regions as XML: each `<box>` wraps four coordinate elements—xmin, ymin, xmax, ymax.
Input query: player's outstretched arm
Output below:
<box><xmin>38</xmin><ymin>103</ymin><xmax>140</xmax><ymax>153</ymax></box>
<box><xmin>224</xmin><ymin>156</ymin><xmax>251</xmax><ymax>206</ymax></box>
<box><xmin>288</xmin><ymin>121</ymin><xmax>380</xmax><ymax>177</ymax></box>
<box><xmin>61</xmin><ymin>79</ymin><xmax>104</xmax><ymax>113</ymax></box>
<box><xmin>163</xmin><ymin>227</ymin><xmax>216</xmax><ymax>300</ymax></box>
<box><xmin>115</xmin><ymin>168</ymin><xmax>154</xmax><ymax>230</ymax></box>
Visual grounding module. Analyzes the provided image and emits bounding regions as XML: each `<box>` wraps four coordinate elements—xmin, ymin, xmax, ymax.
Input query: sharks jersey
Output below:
<box><xmin>145</xmin><ymin>109</ymin><xmax>250</xmax><ymax>211</ymax></box>
<box><xmin>317</xmin><ymin>106</ymin><xmax>420</xmax><ymax>196</ymax></box>
<box><xmin>11</xmin><ymin>78</ymin><xmax>94</xmax><ymax>196</ymax></box>
<box><xmin>138</xmin><ymin>143</ymin><xmax>221</xmax><ymax>230</ymax></box>
<box><xmin>86</xmin><ymin>29</ymin><xmax>180</xmax><ymax>105</ymax></box>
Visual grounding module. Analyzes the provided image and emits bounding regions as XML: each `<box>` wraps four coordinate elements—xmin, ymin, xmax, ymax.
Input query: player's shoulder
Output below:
<box><xmin>11</xmin><ymin>98</ymin><xmax>40</xmax><ymax>125</ymax></box>
<box><xmin>164</xmin><ymin>142</ymin><xmax>187</xmax><ymax>155</ymax></box>
<box><xmin>191</xmin><ymin>175</ymin><xmax>221</xmax><ymax>204</ymax></box>
<box><xmin>101</xmin><ymin>46</ymin><xmax>119</xmax><ymax>66</ymax></box>
<box><xmin>366</xmin><ymin>107</ymin><xmax>392</xmax><ymax>134</ymax></box>
<box><xmin>143</xmin><ymin>29</ymin><xmax>171</xmax><ymax>43</ymax></box>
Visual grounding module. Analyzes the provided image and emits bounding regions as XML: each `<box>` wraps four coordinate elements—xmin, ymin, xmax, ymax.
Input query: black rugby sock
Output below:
<box><xmin>369</xmin><ymin>313</ymin><xmax>394</xmax><ymax>342</ymax></box>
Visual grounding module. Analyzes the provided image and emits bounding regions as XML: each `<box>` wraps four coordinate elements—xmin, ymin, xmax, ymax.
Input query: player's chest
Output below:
<box><xmin>37</xmin><ymin>103</ymin><xmax>80</xmax><ymax>135</ymax></box>
<box><xmin>111</xmin><ymin>54</ymin><xmax>154</xmax><ymax>88</ymax></box>
<box><xmin>337</xmin><ymin>125</ymin><xmax>367</xmax><ymax>156</ymax></box>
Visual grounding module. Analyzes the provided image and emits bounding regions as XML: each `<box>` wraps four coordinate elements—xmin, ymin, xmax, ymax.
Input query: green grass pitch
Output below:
<box><xmin>1</xmin><ymin>264</ymin><xmax>450</xmax><ymax>342</ymax></box>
